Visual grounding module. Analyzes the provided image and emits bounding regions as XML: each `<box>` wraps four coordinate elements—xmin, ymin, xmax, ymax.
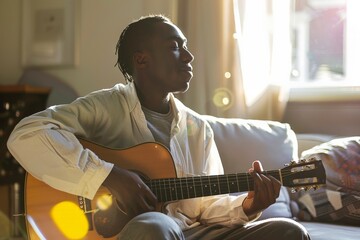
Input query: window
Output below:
<box><xmin>290</xmin><ymin>0</ymin><xmax>360</xmax><ymax>87</ymax></box>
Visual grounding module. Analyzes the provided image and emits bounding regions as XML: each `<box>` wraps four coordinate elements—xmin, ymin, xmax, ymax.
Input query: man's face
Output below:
<box><xmin>144</xmin><ymin>22</ymin><xmax>194</xmax><ymax>94</ymax></box>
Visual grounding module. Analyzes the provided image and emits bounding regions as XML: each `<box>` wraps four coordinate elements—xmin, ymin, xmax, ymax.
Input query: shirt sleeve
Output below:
<box><xmin>198</xmin><ymin>123</ymin><xmax>260</xmax><ymax>226</ymax></box>
<box><xmin>7</xmin><ymin>99</ymin><xmax>113</xmax><ymax>199</ymax></box>
<box><xmin>166</xmin><ymin>120</ymin><xmax>260</xmax><ymax>230</ymax></box>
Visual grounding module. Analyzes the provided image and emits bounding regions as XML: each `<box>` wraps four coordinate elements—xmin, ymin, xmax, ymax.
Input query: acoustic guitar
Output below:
<box><xmin>24</xmin><ymin>139</ymin><xmax>326</xmax><ymax>239</ymax></box>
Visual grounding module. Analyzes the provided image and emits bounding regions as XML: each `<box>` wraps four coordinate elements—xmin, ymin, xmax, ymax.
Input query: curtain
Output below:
<box><xmin>234</xmin><ymin>0</ymin><xmax>292</xmax><ymax>120</ymax></box>
<box><xmin>176</xmin><ymin>0</ymin><xmax>292</xmax><ymax>121</ymax></box>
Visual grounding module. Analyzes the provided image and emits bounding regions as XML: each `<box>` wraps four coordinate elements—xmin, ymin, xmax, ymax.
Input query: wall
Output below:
<box><xmin>283</xmin><ymin>100</ymin><xmax>360</xmax><ymax>136</ymax></box>
<box><xmin>0</xmin><ymin>0</ymin><xmax>177</xmax><ymax>96</ymax></box>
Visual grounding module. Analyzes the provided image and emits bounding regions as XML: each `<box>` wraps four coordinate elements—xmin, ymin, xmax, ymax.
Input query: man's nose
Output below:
<box><xmin>182</xmin><ymin>48</ymin><xmax>194</xmax><ymax>63</ymax></box>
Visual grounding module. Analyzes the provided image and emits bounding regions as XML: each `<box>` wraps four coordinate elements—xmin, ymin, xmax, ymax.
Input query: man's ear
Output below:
<box><xmin>133</xmin><ymin>51</ymin><xmax>149</xmax><ymax>69</ymax></box>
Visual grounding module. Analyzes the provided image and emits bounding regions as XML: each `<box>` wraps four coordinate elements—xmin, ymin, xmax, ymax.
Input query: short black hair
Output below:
<box><xmin>115</xmin><ymin>15</ymin><xmax>171</xmax><ymax>83</ymax></box>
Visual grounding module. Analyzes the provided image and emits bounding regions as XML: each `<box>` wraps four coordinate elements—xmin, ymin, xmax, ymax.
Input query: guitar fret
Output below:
<box><xmin>165</xmin><ymin>179</ymin><xmax>171</xmax><ymax>201</ymax></box>
<box><xmin>228</xmin><ymin>174</ymin><xmax>238</xmax><ymax>193</ymax></box>
<box><xmin>219</xmin><ymin>176</ymin><xmax>229</xmax><ymax>194</ymax></box>
<box><xmin>180</xmin><ymin>178</ymin><xmax>184</xmax><ymax>200</ymax></box>
<box><xmin>226</xmin><ymin>175</ymin><xmax>231</xmax><ymax>194</ymax></box>
<box><xmin>246</xmin><ymin>173</ymin><xmax>250</xmax><ymax>191</ymax></box>
<box><xmin>200</xmin><ymin>176</ymin><xmax>204</xmax><ymax>196</ymax></box>
<box><xmin>187</xmin><ymin>177</ymin><xmax>196</xmax><ymax>199</ymax></box>
<box><xmin>171</xmin><ymin>178</ymin><xmax>177</xmax><ymax>201</ymax></box>
<box><xmin>209</xmin><ymin>176</ymin><xmax>219</xmax><ymax>195</ymax></box>
<box><xmin>156</xmin><ymin>180</ymin><xmax>159</xmax><ymax>200</ymax></box>
<box><xmin>236</xmin><ymin>174</ymin><xmax>240</xmax><ymax>192</ymax></box>
<box><xmin>208</xmin><ymin>176</ymin><xmax>213</xmax><ymax>196</ymax></box>
<box><xmin>217</xmin><ymin>176</ymin><xmax>221</xmax><ymax>194</ymax></box>
<box><xmin>192</xmin><ymin>176</ymin><xmax>197</xmax><ymax>198</ymax></box>
<box><xmin>159</xmin><ymin>179</ymin><xmax>164</xmax><ymax>202</ymax></box>
<box><xmin>185</xmin><ymin>177</ymin><xmax>190</xmax><ymax>199</ymax></box>
<box><xmin>201</xmin><ymin>176</ymin><xmax>210</xmax><ymax>197</ymax></box>
<box><xmin>168</xmin><ymin>178</ymin><xmax>172</xmax><ymax>201</ymax></box>
<box><xmin>175</xmin><ymin>178</ymin><xmax>182</xmax><ymax>201</ymax></box>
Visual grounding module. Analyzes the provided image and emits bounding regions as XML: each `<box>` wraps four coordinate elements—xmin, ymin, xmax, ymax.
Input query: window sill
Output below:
<box><xmin>289</xmin><ymin>85</ymin><xmax>360</xmax><ymax>102</ymax></box>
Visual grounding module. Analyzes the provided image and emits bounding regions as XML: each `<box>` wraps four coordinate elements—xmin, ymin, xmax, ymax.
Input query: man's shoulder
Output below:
<box><xmin>84</xmin><ymin>83</ymin><xmax>127</xmax><ymax>98</ymax></box>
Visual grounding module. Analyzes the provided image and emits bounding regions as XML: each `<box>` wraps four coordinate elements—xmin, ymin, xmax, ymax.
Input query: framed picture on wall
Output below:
<box><xmin>21</xmin><ymin>0</ymin><xmax>80</xmax><ymax>67</ymax></box>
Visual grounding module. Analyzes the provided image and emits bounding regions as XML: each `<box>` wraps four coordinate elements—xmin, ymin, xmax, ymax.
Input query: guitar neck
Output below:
<box><xmin>145</xmin><ymin>170</ymin><xmax>281</xmax><ymax>202</ymax></box>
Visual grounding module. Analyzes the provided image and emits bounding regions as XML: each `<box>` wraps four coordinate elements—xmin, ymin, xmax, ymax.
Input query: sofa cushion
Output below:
<box><xmin>203</xmin><ymin>116</ymin><xmax>299</xmax><ymax>172</ymax></box>
<box><xmin>297</xmin><ymin>188</ymin><xmax>360</xmax><ymax>226</ymax></box>
<box><xmin>296</xmin><ymin>137</ymin><xmax>360</xmax><ymax>226</ymax></box>
<box><xmin>301</xmin><ymin>137</ymin><xmax>360</xmax><ymax>196</ymax></box>
<box><xmin>203</xmin><ymin>115</ymin><xmax>298</xmax><ymax>219</ymax></box>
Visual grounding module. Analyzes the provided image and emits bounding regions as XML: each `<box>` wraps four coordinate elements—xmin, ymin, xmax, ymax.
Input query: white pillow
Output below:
<box><xmin>203</xmin><ymin>115</ymin><xmax>298</xmax><ymax>173</ymax></box>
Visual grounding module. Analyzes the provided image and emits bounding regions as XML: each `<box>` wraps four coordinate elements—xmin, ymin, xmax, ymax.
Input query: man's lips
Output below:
<box><xmin>180</xmin><ymin>66</ymin><xmax>193</xmax><ymax>72</ymax></box>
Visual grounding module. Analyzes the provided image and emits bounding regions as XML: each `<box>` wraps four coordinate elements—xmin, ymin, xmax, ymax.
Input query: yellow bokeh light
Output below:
<box><xmin>222</xmin><ymin>97</ymin><xmax>230</xmax><ymax>105</ymax></box>
<box><xmin>233</xmin><ymin>32</ymin><xmax>239</xmax><ymax>39</ymax></box>
<box><xmin>51</xmin><ymin>201</ymin><xmax>89</xmax><ymax>239</ymax></box>
<box><xmin>224</xmin><ymin>72</ymin><xmax>232</xmax><ymax>79</ymax></box>
<box><xmin>213</xmin><ymin>88</ymin><xmax>233</xmax><ymax>110</ymax></box>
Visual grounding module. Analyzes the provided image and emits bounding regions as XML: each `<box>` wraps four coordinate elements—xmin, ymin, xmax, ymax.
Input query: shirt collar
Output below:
<box><xmin>123</xmin><ymin>81</ymin><xmax>184</xmax><ymax>126</ymax></box>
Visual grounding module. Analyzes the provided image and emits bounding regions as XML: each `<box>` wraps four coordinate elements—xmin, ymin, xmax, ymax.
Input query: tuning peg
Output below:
<box><xmin>285</xmin><ymin>159</ymin><xmax>307</xmax><ymax>167</ymax></box>
<box><xmin>285</xmin><ymin>160</ymin><xmax>297</xmax><ymax>167</ymax></box>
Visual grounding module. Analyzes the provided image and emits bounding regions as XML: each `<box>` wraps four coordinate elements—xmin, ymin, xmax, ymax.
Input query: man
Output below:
<box><xmin>8</xmin><ymin>15</ymin><xmax>309</xmax><ymax>239</ymax></box>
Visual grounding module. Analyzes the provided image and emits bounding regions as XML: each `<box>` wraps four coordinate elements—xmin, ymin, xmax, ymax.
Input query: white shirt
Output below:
<box><xmin>7</xmin><ymin>82</ymin><xmax>257</xmax><ymax>230</ymax></box>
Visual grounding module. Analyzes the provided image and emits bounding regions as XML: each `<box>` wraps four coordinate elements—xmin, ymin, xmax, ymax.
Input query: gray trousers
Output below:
<box><xmin>117</xmin><ymin>212</ymin><xmax>311</xmax><ymax>240</ymax></box>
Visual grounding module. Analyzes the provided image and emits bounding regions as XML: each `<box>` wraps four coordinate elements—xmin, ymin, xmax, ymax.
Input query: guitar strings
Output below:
<box><xmin>145</xmin><ymin>169</ymin><xmax>310</xmax><ymax>188</ymax></box>
<box><xmin>139</xmin><ymin>167</ymin><xmax>322</xmax><ymax>202</ymax></box>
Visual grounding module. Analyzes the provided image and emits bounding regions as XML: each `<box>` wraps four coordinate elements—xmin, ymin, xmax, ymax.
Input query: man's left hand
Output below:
<box><xmin>242</xmin><ymin>160</ymin><xmax>281</xmax><ymax>217</ymax></box>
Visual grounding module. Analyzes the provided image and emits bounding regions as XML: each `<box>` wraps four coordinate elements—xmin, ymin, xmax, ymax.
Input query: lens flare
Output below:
<box><xmin>51</xmin><ymin>201</ymin><xmax>89</xmax><ymax>239</ymax></box>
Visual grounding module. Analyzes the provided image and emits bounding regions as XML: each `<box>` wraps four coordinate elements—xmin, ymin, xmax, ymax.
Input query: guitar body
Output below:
<box><xmin>25</xmin><ymin>140</ymin><xmax>176</xmax><ymax>239</ymax></box>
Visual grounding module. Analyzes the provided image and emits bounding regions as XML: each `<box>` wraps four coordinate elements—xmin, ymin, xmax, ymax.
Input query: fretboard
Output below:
<box><xmin>145</xmin><ymin>170</ymin><xmax>281</xmax><ymax>202</ymax></box>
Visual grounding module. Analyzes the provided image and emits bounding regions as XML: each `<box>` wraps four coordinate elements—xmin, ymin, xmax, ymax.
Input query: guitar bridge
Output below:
<box><xmin>77</xmin><ymin>196</ymin><xmax>94</xmax><ymax>230</ymax></box>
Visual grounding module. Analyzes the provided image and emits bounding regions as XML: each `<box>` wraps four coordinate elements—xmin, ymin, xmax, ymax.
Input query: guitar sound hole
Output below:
<box><xmin>94</xmin><ymin>202</ymin><xmax>131</xmax><ymax>238</ymax></box>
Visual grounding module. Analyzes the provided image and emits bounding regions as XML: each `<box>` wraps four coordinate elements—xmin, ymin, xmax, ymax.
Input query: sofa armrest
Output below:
<box><xmin>296</xmin><ymin>134</ymin><xmax>338</xmax><ymax>158</ymax></box>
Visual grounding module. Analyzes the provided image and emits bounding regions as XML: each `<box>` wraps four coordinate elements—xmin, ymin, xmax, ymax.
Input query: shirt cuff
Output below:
<box><xmin>80</xmin><ymin>160</ymin><xmax>114</xmax><ymax>199</ymax></box>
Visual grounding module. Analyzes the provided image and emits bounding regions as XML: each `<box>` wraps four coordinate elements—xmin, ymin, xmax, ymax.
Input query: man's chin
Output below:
<box><xmin>174</xmin><ymin>82</ymin><xmax>190</xmax><ymax>94</ymax></box>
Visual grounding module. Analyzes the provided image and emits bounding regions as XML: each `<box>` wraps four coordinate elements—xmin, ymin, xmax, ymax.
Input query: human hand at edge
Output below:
<box><xmin>242</xmin><ymin>160</ymin><xmax>281</xmax><ymax>217</ymax></box>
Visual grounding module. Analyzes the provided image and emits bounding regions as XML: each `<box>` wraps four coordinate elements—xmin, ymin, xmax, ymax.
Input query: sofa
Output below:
<box><xmin>203</xmin><ymin>115</ymin><xmax>360</xmax><ymax>240</ymax></box>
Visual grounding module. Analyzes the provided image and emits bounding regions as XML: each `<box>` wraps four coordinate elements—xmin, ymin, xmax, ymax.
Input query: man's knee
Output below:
<box><xmin>118</xmin><ymin>212</ymin><xmax>184</xmax><ymax>240</ymax></box>
<box><xmin>261</xmin><ymin>218</ymin><xmax>310</xmax><ymax>240</ymax></box>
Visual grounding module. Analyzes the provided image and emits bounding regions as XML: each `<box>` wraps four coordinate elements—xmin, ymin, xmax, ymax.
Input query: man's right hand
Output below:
<box><xmin>102</xmin><ymin>166</ymin><xmax>157</xmax><ymax>218</ymax></box>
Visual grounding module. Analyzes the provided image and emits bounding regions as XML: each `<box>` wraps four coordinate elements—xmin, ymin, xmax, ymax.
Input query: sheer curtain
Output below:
<box><xmin>176</xmin><ymin>0</ymin><xmax>292</xmax><ymax>121</ymax></box>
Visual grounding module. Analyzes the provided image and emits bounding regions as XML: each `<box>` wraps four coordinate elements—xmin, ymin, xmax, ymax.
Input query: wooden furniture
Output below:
<box><xmin>0</xmin><ymin>84</ymin><xmax>50</xmax><ymax>239</ymax></box>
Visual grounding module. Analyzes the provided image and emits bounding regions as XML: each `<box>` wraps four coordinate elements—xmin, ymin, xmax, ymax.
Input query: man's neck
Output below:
<box><xmin>135</xmin><ymin>85</ymin><xmax>170</xmax><ymax>114</ymax></box>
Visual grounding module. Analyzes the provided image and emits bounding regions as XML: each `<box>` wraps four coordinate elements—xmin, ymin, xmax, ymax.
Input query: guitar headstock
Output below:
<box><xmin>281</xmin><ymin>157</ymin><xmax>326</xmax><ymax>192</ymax></box>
